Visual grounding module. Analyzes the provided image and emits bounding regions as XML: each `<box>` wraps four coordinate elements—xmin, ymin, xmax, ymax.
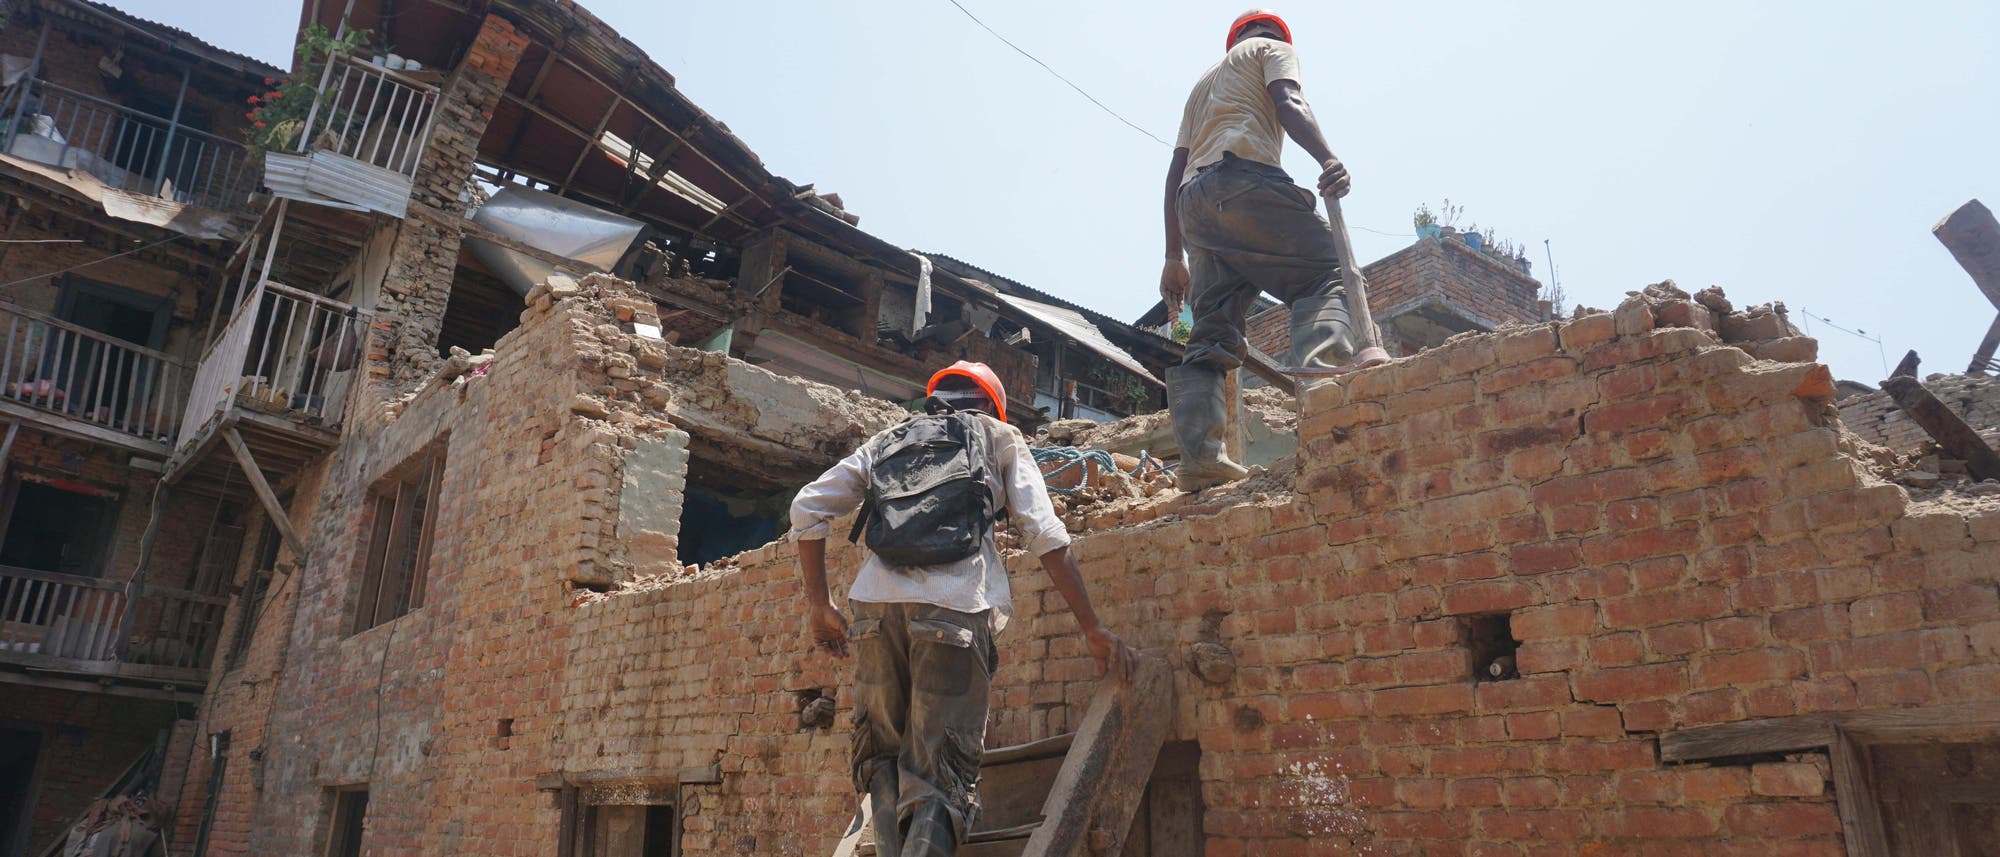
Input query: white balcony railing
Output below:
<box><xmin>0</xmin><ymin>302</ymin><xmax>187</xmax><ymax>444</ymax></box>
<box><xmin>178</xmin><ymin>281</ymin><xmax>369</xmax><ymax>449</ymax></box>
<box><xmin>263</xmin><ymin>55</ymin><xmax>439</xmax><ymax>217</ymax></box>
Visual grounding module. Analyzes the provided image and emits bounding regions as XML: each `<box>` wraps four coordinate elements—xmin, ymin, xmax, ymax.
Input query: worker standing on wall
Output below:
<box><xmin>1160</xmin><ymin>8</ymin><xmax>1374</xmax><ymax>491</ymax></box>
<box><xmin>792</xmin><ymin>361</ymin><xmax>1136</xmax><ymax>857</ymax></box>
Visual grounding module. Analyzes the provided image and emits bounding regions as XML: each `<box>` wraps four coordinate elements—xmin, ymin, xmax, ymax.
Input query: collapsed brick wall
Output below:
<box><xmin>182</xmin><ymin>273</ymin><xmax>2000</xmax><ymax>855</ymax></box>
<box><xmin>1249</xmin><ymin>236</ymin><xmax>1546</xmax><ymax>360</ymax></box>
<box><xmin>1837</xmin><ymin>373</ymin><xmax>2000</xmax><ymax>454</ymax></box>
<box><xmin>367</xmin><ymin>14</ymin><xmax>527</xmax><ymax>386</ymax></box>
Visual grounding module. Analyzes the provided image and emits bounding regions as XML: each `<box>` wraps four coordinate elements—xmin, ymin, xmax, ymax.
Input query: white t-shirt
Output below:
<box><xmin>788</xmin><ymin>412</ymin><xmax>1072</xmax><ymax>634</ymax></box>
<box><xmin>1173</xmin><ymin>37</ymin><xmax>1303</xmax><ymax>186</ymax></box>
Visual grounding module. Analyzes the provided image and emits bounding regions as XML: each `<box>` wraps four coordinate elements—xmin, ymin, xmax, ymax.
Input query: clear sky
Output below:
<box><xmin>124</xmin><ymin>0</ymin><xmax>2000</xmax><ymax>384</ymax></box>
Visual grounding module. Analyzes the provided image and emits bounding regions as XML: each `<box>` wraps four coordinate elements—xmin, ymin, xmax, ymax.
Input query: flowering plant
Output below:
<box><xmin>246</xmin><ymin>21</ymin><xmax>378</xmax><ymax>155</ymax></box>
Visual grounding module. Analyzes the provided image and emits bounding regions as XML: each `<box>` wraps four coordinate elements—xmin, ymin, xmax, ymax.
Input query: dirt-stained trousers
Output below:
<box><xmin>849</xmin><ymin>600</ymin><xmax>997</xmax><ymax>845</ymax></box>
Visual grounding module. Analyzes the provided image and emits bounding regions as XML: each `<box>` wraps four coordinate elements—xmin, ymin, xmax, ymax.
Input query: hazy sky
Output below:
<box><xmin>124</xmin><ymin>0</ymin><xmax>2000</xmax><ymax>383</ymax></box>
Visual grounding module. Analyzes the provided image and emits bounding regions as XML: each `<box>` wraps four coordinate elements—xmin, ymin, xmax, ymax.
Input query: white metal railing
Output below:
<box><xmin>300</xmin><ymin>55</ymin><xmax>439</xmax><ymax>177</ymax></box>
<box><xmin>0</xmin><ymin>302</ymin><xmax>187</xmax><ymax>442</ymax></box>
<box><xmin>177</xmin><ymin>281</ymin><xmax>369</xmax><ymax>449</ymax></box>
<box><xmin>0</xmin><ymin>565</ymin><xmax>127</xmax><ymax>661</ymax></box>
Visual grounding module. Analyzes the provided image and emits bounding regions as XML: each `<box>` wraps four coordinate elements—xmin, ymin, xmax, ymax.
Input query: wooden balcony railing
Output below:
<box><xmin>0</xmin><ymin>565</ymin><xmax>127</xmax><ymax>661</ymax></box>
<box><xmin>178</xmin><ymin>281</ymin><xmax>369</xmax><ymax>448</ymax></box>
<box><xmin>1</xmin><ymin>76</ymin><xmax>256</xmax><ymax>213</ymax></box>
<box><xmin>0</xmin><ymin>565</ymin><xmax>230</xmax><ymax>677</ymax></box>
<box><xmin>0</xmin><ymin>301</ymin><xmax>187</xmax><ymax>445</ymax></box>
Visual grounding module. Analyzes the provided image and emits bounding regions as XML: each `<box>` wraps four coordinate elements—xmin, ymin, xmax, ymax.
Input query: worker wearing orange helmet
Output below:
<box><xmin>791</xmin><ymin>361</ymin><xmax>1135</xmax><ymax>856</ymax></box>
<box><xmin>1160</xmin><ymin>9</ymin><xmax>1365</xmax><ymax>491</ymax></box>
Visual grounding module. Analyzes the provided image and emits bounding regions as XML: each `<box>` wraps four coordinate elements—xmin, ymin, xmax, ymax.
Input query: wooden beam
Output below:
<box><xmin>0</xmin><ymin>399</ymin><xmax>169</xmax><ymax>458</ymax></box>
<box><xmin>1830</xmin><ymin>729</ymin><xmax>1891</xmax><ymax>857</ymax></box>
<box><xmin>1933</xmin><ymin>199</ymin><xmax>2000</xmax><ymax>312</ymax></box>
<box><xmin>1881</xmin><ymin>374</ymin><xmax>2000</xmax><ymax>480</ymax></box>
<box><xmin>0</xmin><ymin>669</ymin><xmax>201</xmax><ymax>703</ymax></box>
<box><xmin>1970</xmin><ymin>312</ymin><xmax>2000</xmax><ymax>375</ymax></box>
<box><xmin>223</xmin><ymin>426</ymin><xmax>304</xmax><ymax>555</ymax></box>
<box><xmin>0</xmin><ymin>418</ymin><xmax>17</xmax><ymax>470</ymax></box>
<box><xmin>1659</xmin><ymin>702</ymin><xmax>2000</xmax><ymax>762</ymax></box>
<box><xmin>1019</xmin><ymin>655</ymin><xmax>1172</xmax><ymax>857</ymax></box>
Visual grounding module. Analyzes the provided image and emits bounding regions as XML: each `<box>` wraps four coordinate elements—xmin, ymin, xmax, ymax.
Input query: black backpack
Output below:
<box><xmin>847</xmin><ymin>400</ymin><xmax>995</xmax><ymax>567</ymax></box>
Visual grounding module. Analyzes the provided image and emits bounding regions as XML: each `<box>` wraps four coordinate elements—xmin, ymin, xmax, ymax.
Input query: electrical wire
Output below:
<box><xmin>1801</xmin><ymin>308</ymin><xmax>1890</xmax><ymax>377</ymax></box>
<box><xmin>0</xmin><ymin>233</ymin><xmax>192</xmax><ymax>289</ymax></box>
<box><xmin>943</xmin><ymin>0</ymin><xmax>1173</xmax><ymax>147</ymax></box>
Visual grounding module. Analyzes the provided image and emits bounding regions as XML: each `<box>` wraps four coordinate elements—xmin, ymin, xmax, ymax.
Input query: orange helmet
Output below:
<box><xmin>927</xmin><ymin>361</ymin><xmax>1008</xmax><ymax>422</ymax></box>
<box><xmin>1227</xmin><ymin>8</ymin><xmax>1291</xmax><ymax>49</ymax></box>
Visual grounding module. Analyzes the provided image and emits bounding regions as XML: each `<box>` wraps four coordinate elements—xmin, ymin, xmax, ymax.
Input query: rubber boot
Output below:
<box><xmin>1288</xmin><ymin>294</ymin><xmax>1356</xmax><ymax>372</ymax></box>
<box><xmin>866</xmin><ymin>768</ymin><xmax>903</xmax><ymax>857</ymax></box>
<box><xmin>901</xmin><ymin>801</ymin><xmax>958</xmax><ymax>857</ymax></box>
<box><xmin>1167</xmin><ymin>365</ymin><xmax>1249</xmax><ymax>492</ymax></box>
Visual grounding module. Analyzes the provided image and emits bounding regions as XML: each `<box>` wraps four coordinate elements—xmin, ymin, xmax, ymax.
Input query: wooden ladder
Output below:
<box><xmin>839</xmin><ymin>656</ymin><xmax>1174</xmax><ymax>857</ymax></box>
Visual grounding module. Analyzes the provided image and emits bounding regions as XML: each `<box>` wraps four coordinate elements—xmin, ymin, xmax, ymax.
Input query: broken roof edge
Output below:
<box><xmin>50</xmin><ymin>0</ymin><xmax>285</xmax><ymax>79</ymax></box>
<box><xmin>919</xmin><ymin>252</ymin><xmax>1184</xmax><ymax>360</ymax></box>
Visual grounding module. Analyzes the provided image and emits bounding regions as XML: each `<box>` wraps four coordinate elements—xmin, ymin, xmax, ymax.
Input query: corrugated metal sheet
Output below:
<box><xmin>263</xmin><ymin>151</ymin><xmax>410</xmax><ymax>217</ymax></box>
<box><xmin>993</xmin><ymin>293</ymin><xmax>1163</xmax><ymax>386</ymax></box>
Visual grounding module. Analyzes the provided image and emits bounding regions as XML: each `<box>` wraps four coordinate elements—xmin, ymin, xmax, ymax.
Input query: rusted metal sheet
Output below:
<box><xmin>1881</xmin><ymin>374</ymin><xmax>2000</xmax><ymax>481</ymax></box>
<box><xmin>264</xmin><ymin>151</ymin><xmax>412</xmax><ymax>217</ymax></box>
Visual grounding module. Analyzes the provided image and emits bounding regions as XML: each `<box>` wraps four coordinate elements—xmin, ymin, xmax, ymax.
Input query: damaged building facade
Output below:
<box><xmin>0</xmin><ymin>2</ymin><xmax>1996</xmax><ymax>857</ymax></box>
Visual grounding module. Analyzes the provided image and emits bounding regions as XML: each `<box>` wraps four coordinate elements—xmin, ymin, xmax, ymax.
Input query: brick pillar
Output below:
<box><xmin>369</xmin><ymin>14</ymin><xmax>529</xmax><ymax>387</ymax></box>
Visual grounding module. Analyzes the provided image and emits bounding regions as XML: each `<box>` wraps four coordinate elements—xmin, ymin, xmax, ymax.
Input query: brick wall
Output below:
<box><xmin>6</xmin><ymin>685</ymin><xmax>178</xmax><ymax>854</ymax></box>
<box><xmin>1837</xmin><ymin>373</ymin><xmax>2000</xmax><ymax>453</ymax></box>
<box><xmin>1248</xmin><ymin>236</ymin><xmax>1546</xmax><ymax>361</ymax></box>
<box><xmin>177</xmin><ymin>271</ymin><xmax>2000</xmax><ymax>854</ymax></box>
<box><xmin>368</xmin><ymin>14</ymin><xmax>527</xmax><ymax>387</ymax></box>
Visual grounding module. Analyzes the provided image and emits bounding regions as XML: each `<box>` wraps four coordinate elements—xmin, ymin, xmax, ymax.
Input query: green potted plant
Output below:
<box><xmin>1413</xmin><ymin>204</ymin><xmax>1441</xmax><ymax>240</ymax></box>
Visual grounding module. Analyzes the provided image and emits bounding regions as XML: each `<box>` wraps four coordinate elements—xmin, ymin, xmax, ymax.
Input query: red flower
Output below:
<box><xmin>264</xmin><ymin>76</ymin><xmax>276</xmax><ymax>85</ymax></box>
<box><xmin>266</xmin><ymin>92</ymin><xmax>283</xmax><ymax>100</ymax></box>
<box><xmin>253</xmin><ymin>121</ymin><xmax>266</xmax><ymax>128</ymax></box>
<box><xmin>247</xmin><ymin>94</ymin><xmax>260</xmax><ymax>104</ymax></box>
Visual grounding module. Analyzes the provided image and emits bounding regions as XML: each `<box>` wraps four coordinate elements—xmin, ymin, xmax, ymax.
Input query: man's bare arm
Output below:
<box><xmin>1267</xmin><ymin>79</ymin><xmax>1350</xmax><ymax>198</ymax></box>
<box><xmin>798</xmin><ymin>538</ymin><xmax>849</xmax><ymax>657</ymax></box>
<box><xmin>1160</xmin><ymin>147</ymin><xmax>1192</xmax><ymax>318</ymax></box>
<box><xmin>1039</xmin><ymin>546</ymin><xmax>1136</xmax><ymax>683</ymax></box>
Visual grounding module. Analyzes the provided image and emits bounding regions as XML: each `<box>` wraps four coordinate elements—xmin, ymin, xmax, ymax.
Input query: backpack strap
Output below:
<box><xmin>846</xmin><ymin>494</ymin><xmax>873</xmax><ymax>545</ymax></box>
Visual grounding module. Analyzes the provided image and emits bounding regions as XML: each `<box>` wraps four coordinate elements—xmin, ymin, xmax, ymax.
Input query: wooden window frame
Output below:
<box><xmin>322</xmin><ymin>787</ymin><xmax>369</xmax><ymax>857</ymax></box>
<box><xmin>351</xmin><ymin>443</ymin><xmax>446</xmax><ymax>633</ymax></box>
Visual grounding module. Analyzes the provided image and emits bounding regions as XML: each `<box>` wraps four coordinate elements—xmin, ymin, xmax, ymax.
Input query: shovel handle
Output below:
<box><xmin>1324</xmin><ymin>195</ymin><xmax>1384</xmax><ymax>352</ymax></box>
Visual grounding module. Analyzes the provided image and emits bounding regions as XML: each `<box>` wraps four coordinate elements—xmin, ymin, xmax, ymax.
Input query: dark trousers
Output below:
<box><xmin>849</xmin><ymin>601</ymin><xmax>997</xmax><ymax>844</ymax></box>
<box><xmin>1178</xmin><ymin>153</ymin><xmax>1346</xmax><ymax>368</ymax></box>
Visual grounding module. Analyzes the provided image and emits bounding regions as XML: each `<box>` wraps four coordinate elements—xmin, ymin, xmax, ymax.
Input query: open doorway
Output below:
<box><xmin>0</xmin><ymin>727</ymin><xmax>42</xmax><ymax>857</ymax></box>
<box><xmin>0</xmin><ymin>477</ymin><xmax>118</xmax><ymax>576</ymax></box>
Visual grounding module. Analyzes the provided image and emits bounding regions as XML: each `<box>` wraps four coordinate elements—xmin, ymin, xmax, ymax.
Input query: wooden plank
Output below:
<box><xmin>0</xmin><ymin>398</ymin><xmax>168</xmax><ymax>458</ymax></box>
<box><xmin>460</xmin><ymin>218</ymin><xmax>608</xmax><ymax>277</ymax></box>
<box><xmin>1659</xmin><ymin>714</ymin><xmax>1837</xmax><ymax>762</ymax></box>
<box><xmin>1238</xmin><ymin>346</ymin><xmax>1298</xmax><ymax>397</ymax></box>
<box><xmin>1020</xmin><ymin>655</ymin><xmax>1173</xmax><ymax>857</ymax></box>
<box><xmin>1970</xmin><ymin>312</ymin><xmax>2000</xmax><ymax>375</ymax></box>
<box><xmin>984</xmin><ymin>733</ymin><xmax>1075</xmax><ymax>767</ymax></box>
<box><xmin>1660</xmin><ymin>703</ymin><xmax>2000</xmax><ymax>762</ymax></box>
<box><xmin>223</xmin><ymin>426</ymin><xmax>303</xmax><ymax>555</ymax></box>
<box><xmin>1881</xmin><ymin>375</ymin><xmax>2000</xmax><ymax>480</ymax></box>
<box><xmin>0</xmin><ymin>669</ymin><xmax>200</xmax><ymax>703</ymax></box>
<box><xmin>1830</xmin><ymin>729</ymin><xmax>1891</xmax><ymax>857</ymax></box>
<box><xmin>1933</xmin><ymin>199</ymin><xmax>2000</xmax><ymax>312</ymax></box>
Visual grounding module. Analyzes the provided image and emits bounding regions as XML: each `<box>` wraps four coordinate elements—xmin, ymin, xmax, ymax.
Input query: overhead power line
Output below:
<box><xmin>0</xmin><ymin>233</ymin><xmax>192</xmax><ymax>290</ymax></box>
<box><xmin>944</xmin><ymin>0</ymin><xmax>1173</xmax><ymax>147</ymax></box>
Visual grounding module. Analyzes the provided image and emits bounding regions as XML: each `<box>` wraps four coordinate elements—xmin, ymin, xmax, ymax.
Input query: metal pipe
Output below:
<box><xmin>153</xmin><ymin>65</ymin><xmax>190</xmax><ymax>198</ymax></box>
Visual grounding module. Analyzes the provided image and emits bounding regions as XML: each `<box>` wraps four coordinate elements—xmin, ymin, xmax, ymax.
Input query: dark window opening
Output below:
<box><xmin>494</xmin><ymin>718</ymin><xmax>514</xmax><ymax>751</ymax></box>
<box><xmin>191</xmin><ymin>732</ymin><xmax>230</xmax><ymax>857</ymax></box>
<box><xmin>438</xmin><ymin>262</ymin><xmax>521</xmax><ymax>357</ymax></box>
<box><xmin>0</xmin><ymin>477</ymin><xmax>118</xmax><ymax>576</ymax></box>
<box><xmin>324</xmin><ymin>788</ymin><xmax>368</xmax><ymax>857</ymax></box>
<box><xmin>228</xmin><ymin>517</ymin><xmax>286</xmax><ymax>670</ymax></box>
<box><xmin>576</xmin><ymin>803</ymin><xmax>677</xmax><ymax>857</ymax></box>
<box><xmin>676</xmin><ymin>482</ymin><xmax>790</xmax><ymax>568</ymax></box>
<box><xmin>0</xmin><ymin>728</ymin><xmax>40</xmax><ymax>857</ymax></box>
<box><xmin>1466</xmin><ymin>613</ymin><xmax>1520</xmax><ymax>682</ymax></box>
<box><xmin>353</xmin><ymin>443</ymin><xmax>445</xmax><ymax>633</ymax></box>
